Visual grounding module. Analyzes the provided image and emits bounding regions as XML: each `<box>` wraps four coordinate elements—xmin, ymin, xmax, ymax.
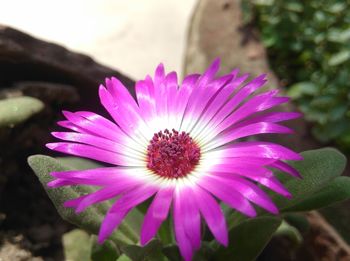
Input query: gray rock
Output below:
<box><xmin>184</xmin><ymin>0</ymin><xmax>278</xmax><ymax>89</ymax></box>
<box><xmin>0</xmin><ymin>25</ymin><xmax>135</xmax><ymax>110</ymax></box>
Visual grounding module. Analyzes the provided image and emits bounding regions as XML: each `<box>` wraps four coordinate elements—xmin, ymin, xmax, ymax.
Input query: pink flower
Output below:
<box><xmin>47</xmin><ymin>59</ymin><xmax>302</xmax><ymax>261</ymax></box>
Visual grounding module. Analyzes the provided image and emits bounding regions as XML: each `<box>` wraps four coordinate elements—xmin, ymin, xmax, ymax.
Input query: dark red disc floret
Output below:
<box><xmin>146</xmin><ymin>129</ymin><xmax>201</xmax><ymax>179</ymax></box>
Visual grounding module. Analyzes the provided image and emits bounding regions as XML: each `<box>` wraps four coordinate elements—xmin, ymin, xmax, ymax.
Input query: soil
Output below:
<box><xmin>0</xmin><ymin>88</ymin><xmax>75</xmax><ymax>261</ymax></box>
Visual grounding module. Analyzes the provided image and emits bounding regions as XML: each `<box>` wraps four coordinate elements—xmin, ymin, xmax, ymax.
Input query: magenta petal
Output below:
<box><xmin>193</xmin><ymin>187</ymin><xmax>228</xmax><ymax>246</ymax></box>
<box><xmin>199</xmin><ymin>176</ymin><xmax>257</xmax><ymax>217</ymax></box>
<box><xmin>46</xmin><ymin>142</ymin><xmax>139</xmax><ymax>166</ymax></box>
<box><xmin>51</xmin><ymin>132</ymin><xmax>142</xmax><ymax>159</ymax></box>
<box><xmin>140</xmin><ymin>187</ymin><xmax>174</xmax><ymax>245</ymax></box>
<box><xmin>75</xmin><ymin>186</ymin><xmax>127</xmax><ymax>213</ymax></box>
<box><xmin>199</xmin><ymin>58</ymin><xmax>221</xmax><ymax>84</ymax></box>
<box><xmin>98</xmin><ymin>185</ymin><xmax>157</xmax><ymax>243</ymax></box>
<box><xmin>61</xmin><ymin>110</ymin><xmax>135</xmax><ymax>146</ymax></box>
<box><xmin>235</xmin><ymin>111</ymin><xmax>302</xmax><ymax>128</ymax></box>
<box><xmin>208</xmin><ymin>164</ymin><xmax>291</xmax><ymax>198</ymax></box>
<box><xmin>174</xmin><ymin>74</ymin><xmax>199</xmax><ymax>119</ymax></box>
<box><xmin>270</xmin><ymin>160</ymin><xmax>302</xmax><ymax>178</ymax></box>
<box><xmin>181</xmin><ymin>187</ymin><xmax>201</xmax><ymax>250</ymax></box>
<box><xmin>47</xmin><ymin>179</ymin><xmax>74</xmax><ymax>188</ymax></box>
<box><xmin>51</xmin><ymin>167</ymin><xmax>130</xmax><ymax>180</ymax></box>
<box><xmin>165</xmin><ymin>72</ymin><xmax>179</xmax><ymax>115</ymax></box>
<box><xmin>210</xmin><ymin>174</ymin><xmax>278</xmax><ymax>214</ymax></box>
<box><xmin>51</xmin><ymin>168</ymin><xmax>142</xmax><ymax>188</ymax></box>
<box><xmin>184</xmin><ymin>74</ymin><xmax>234</xmax><ymax>132</ymax></box>
<box><xmin>230</xmin><ymin>73</ymin><xmax>266</xmax><ymax>100</ymax></box>
<box><xmin>173</xmin><ymin>189</ymin><xmax>195</xmax><ymax>261</ymax></box>
<box><xmin>210</xmin><ymin>122</ymin><xmax>293</xmax><ymax>149</ymax></box>
<box><xmin>98</xmin><ymin>207</ymin><xmax>130</xmax><ymax>244</ymax></box>
<box><xmin>215</xmin><ymin>90</ymin><xmax>288</xmax><ymax>133</ymax></box>
<box><xmin>193</xmin><ymin>73</ymin><xmax>249</xmax><ymax>134</ymax></box>
<box><xmin>181</xmin><ymin>60</ymin><xmax>223</xmax><ymax>127</ymax></box>
<box><xmin>57</xmin><ymin>120</ymin><xmax>92</xmax><ymax>135</ymax></box>
<box><xmin>242</xmin><ymin>172</ymin><xmax>292</xmax><ymax>198</ymax></box>
<box><xmin>135</xmin><ymin>79</ymin><xmax>156</xmax><ymax>121</ymax></box>
<box><xmin>105</xmin><ymin>77</ymin><xmax>139</xmax><ymax>111</ymax></box>
<box><xmin>210</xmin><ymin>141</ymin><xmax>302</xmax><ymax>161</ymax></box>
<box><xmin>154</xmin><ymin>63</ymin><xmax>165</xmax><ymax>86</ymax></box>
<box><xmin>99</xmin><ymin>85</ymin><xmax>147</xmax><ymax>139</ymax></box>
<box><xmin>210</xmin><ymin>163</ymin><xmax>272</xmax><ymax>177</ymax></box>
<box><xmin>214</xmin><ymin>157</ymin><xmax>276</xmax><ymax>166</ymax></box>
<box><xmin>208</xmin><ymin>74</ymin><xmax>266</xmax><ymax>128</ymax></box>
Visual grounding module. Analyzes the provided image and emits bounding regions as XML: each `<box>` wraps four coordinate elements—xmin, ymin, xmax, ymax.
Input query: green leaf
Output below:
<box><xmin>274</xmin><ymin>148</ymin><xmax>347</xmax><ymax>211</ymax></box>
<box><xmin>328</xmin><ymin>50</ymin><xmax>350</xmax><ymax>66</ymax></box>
<box><xmin>162</xmin><ymin>245</ymin><xmax>181</xmax><ymax>261</ymax></box>
<box><xmin>27</xmin><ymin>155</ymin><xmax>141</xmax><ymax>246</ymax></box>
<box><xmin>56</xmin><ymin>156</ymin><xmax>103</xmax><ymax>170</ymax></box>
<box><xmin>274</xmin><ymin>220</ymin><xmax>302</xmax><ymax>245</ymax></box>
<box><xmin>121</xmin><ymin>240</ymin><xmax>167</xmax><ymax>261</ymax></box>
<box><xmin>283</xmin><ymin>214</ymin><xmax>310</xmax><ymax>233</ymax></box>
<box><xmin>287</xmin><ymin>82</ymin><xmax>318</xmax><ymax>99</ymax></box>
<box><xmin>285</xmin><ymin>2</ymin><xmax>303</xmax><ymax>12</ymax></box>
<box><xmin>282</xmin><ymin>176</ymin><xmax>350</xmax><ymax>212</ymax></box>
<box><xmin>212</xmin><ymin>217</ymin><xmax>281</xmax><ymax>261</ymax></box>
<box><xmin>0</xmin><ymin>96</ymin><xmax>44</xmax><ymax>127</ymax></box>
<box><xmin>116</xmin><ymin>255</ymin><xmax>132</xmax><ymax>261</ymax></box>
<box><xmin>63</xmin><ymin>229</ymin><xmax>92</xmax><ymax>261</ymax></box>
<box><xmin>90</xmin><ymin>236</ymin><xmax>119</xmax><ymax>261</ymax></box>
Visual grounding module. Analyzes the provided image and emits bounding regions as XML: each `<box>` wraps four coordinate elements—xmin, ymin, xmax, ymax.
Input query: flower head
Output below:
<box><xmin>47</xmin><ymin>59</ymin><xmax>302</xmax><ymax>261</ymax></box>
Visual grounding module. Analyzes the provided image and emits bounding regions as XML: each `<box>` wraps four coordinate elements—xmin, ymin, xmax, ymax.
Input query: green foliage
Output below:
<box><xmin>122</xmin><ymin>240</ymin><xmax>168</xmax><ymax>261</ymax></box>
<box><xmin>274</xmin><ymin>220</ymin><xmax>302</xmax><ymax>246</ymax></box>
<box><xmin>0</xmin><ymin>96</ymin><xmax>44</xmax><ymax>127</ymax></box>
<box><xmin>212</xmin><ymin>217</ymin><xmax>282</xmax><ymax>261</ymax></box>
<box><xmin>62</xmin><ymin>229</ymin><xmax>120</xmax><ymax>261</ymax></box>
<box><xmin>283</xmin><ymin>176</ymin><xmax>350</xmax><ymax>212</ymax></box>
<box><xmin>28</xmin><ymin>147</ymin><xmax>347</xmax><ymax>261</ymax></box>
<box><xmin>91</xmin><ymin>236</ymin><xmax>120</xmax><ymax>261</ymax></box>
<box><xmin>247</xmin><ymin>0</ymin><xmax>350</xmax><ymax>149</ymax></box>
<box><xmin>273</xmin><ymin>148</ymin><xmax>346</xmax><ymax>211</ymax></box>
<box><xmin>27</xmin><ymin>155</ymin><xmax>142</xmax><ymax>246</ymax></box>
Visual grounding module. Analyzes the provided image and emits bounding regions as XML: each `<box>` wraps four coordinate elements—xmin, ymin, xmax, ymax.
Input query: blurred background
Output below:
<box><xmin>0</xmin><ymin>0</ymin><xmax>197</xmax><ymax>79</ymax></box>
<box><xmin>1</xmin><ymin>0</ymin><xmax>350</xmax><ymax>260</ymax></box>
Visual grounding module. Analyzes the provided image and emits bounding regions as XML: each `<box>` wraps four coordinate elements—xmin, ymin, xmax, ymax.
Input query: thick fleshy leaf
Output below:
<box><xmin>0</xmin><ymin>96</ymin><xmax>44</xmax><ymax>127</ymax></box>
<box><xmin>121</xmin><ymin>240</ymin><xmax>167</xmax><ymax>261</ymax></box>
<box><xmin>62</xmin><ymin>229</ymin><xmax>91</xmax><ymax>261</ymax></box>
<box><xmin>273</xmin><ymin>148</ymin><xmax>346</xmax><ymax>210</ymax></box>
<box><xmin>212</xmin><ymin>217</ymin><xmax>282</xmax><ymax>261</ymax></box>
<box><xmin>116</xmin><ymin>255</ymin><xmax>133</xmax><ymax>261</ymax></box>
<box><xmin>90</xmin><ymin>235</ymin><xmax>120</xmax><ymax>261</ymax></box>
<box><xmin>274</xmin><ymin>220</ymin><xmax>303</xmax><ymax>245</ymax></box>
<box><xmin>27</xmin><ymin>155</ymin><xmax>142</xmax><ymax>246</ymax></box>
<box><xmin>283</xmin><ymin>176</ymin><xmax>350</xmax><ymax>212</ymax></box>
<box><xmin>56</xmin><ymin>156</ymin><xmax>102</xmax><ymax>170</ymax></box>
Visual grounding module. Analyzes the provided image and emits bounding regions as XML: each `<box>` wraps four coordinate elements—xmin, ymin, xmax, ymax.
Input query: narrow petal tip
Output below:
<box><xmin>140</xmin><ymin>236</ymin><xmax>151</xmax><ymax>246</ymax></box>
<box><xmin>99</xmin><ymin>84</ymin><xmax>107</xmax><ymax>92</ymax></box>
<box><xmin>46</xmin><ymin>143</ymin><xmax>57</xmax><ymax>150</ymax></box>
<box><xmin>97</xmin><ymin>233</ymin><xmax>107</xmax><ymax>245</ymax></box>
<box><xmin>51</xmin><ymin>132</ymin><xmax>60</xmax><ymax>138</ymax></box>
<box><xmin>47</xmin><ymin>180</ymin><xmax>58</xmax><ymax>188</ymax></box>
<box><xmin>62</xmin><ymin>110</ymin><xmax>73</xmax><ymax>118</ymax></box>
<box><xmin>285</xmin><ymin>191</ymin><xmax>293</xmax><ymax>199</ymax></box>
<box><xmin>269</xmin><ymin>205</ymin><xmax>280</xmax><ymax>215</ymax></box>
<box><xmin>75</xmin><ymin>206</ymin><xmax>85</xmax><ymax>214</ymax></box>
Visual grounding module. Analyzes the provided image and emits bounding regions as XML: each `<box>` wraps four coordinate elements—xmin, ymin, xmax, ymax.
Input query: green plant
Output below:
<box><xmin>245</xmin><ymin>0</ymin><xmax>350</xmax><ymax>149</ymax></box>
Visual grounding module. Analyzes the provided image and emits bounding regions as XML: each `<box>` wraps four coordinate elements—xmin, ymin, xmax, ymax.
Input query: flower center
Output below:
<box><xmin>146</xmin><ymin>129</ymin><xmax>201</xmax><ymax>179</ymax></box>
